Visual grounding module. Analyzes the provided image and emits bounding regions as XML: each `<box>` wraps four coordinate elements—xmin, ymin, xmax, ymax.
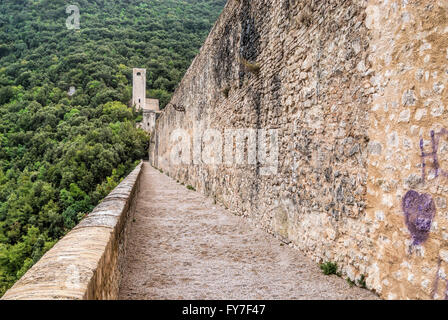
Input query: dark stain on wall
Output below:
<box><xmin>238</xmin><ymin>0</ymin><xmax>261</xmax><ymax>87</ymax></box>
<box><xmin>239</xmin><ymin>0</ymin><xmax>260</xmax><ymax>61</ymax></box>
<box><xmin>214</xmin><ymin>22</ymin><xmax>237</xmax><ymax>88</ymax></box>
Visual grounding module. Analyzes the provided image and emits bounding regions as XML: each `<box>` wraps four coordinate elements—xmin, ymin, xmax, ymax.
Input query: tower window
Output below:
<box><xmin>137</xmin><ymin>72</ymin><xmax>141</xmax><ymax>76</ymax></box>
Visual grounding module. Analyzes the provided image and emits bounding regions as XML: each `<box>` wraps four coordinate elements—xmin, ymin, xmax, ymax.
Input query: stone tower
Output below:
<box><xmin>132</xmin><ymin>68</ymin><xmax>146</xmax><ymax>111</ymax></box>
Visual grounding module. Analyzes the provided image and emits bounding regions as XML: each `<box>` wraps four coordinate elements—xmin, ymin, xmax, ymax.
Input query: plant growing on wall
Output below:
<box><xmin>240</xmin><ymin>57</ymin><xmax>261</xmax><ymax>75</ymax></box>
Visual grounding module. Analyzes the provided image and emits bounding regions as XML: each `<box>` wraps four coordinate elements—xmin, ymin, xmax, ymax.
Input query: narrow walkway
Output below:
<box><xmin>118</xmin><ymin>163</ymin><xmax>377</xmax><ymax>300</ymax></box>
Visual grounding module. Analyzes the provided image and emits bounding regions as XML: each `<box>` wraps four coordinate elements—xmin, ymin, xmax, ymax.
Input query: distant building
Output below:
<box><xmin>67</xmin><ymin>86</ymin><xmax>76</xmax><ymax>96</ymax></box>
<box><xmin>140</xmin><ymin>98</ymin><xmax>161</xmax><ymax>134</ymax></box>
<box><xmin>132</xmin><ymin>68</ymin><xmax>146</xmax><ymax>111</ymax></box>
<box><xmin>145</xmin><ymin>98</ymin><xmax>159</xmax><ymax>112</ymax></box>
<box><xmin>132</xmin><ymin>68</ymin><xmax>161</xmax><ymax>135</ymax></box>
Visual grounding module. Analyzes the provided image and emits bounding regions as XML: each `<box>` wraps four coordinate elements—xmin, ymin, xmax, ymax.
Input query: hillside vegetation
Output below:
<box><xmin>0</xmin><ymin>0</ymin><xmax>225</xmax><ymax>295</ymax></box>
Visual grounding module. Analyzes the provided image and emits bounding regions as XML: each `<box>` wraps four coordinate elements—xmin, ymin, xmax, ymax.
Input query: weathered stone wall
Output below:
<box><xmin>151</xmin><ymin>0</ymin><xmax>448</xmax><ymax>299</ymax></box>
<box><xmin>141</xmin><ymin>111</ymin><xmax>158</xmax><ymax>135</ymax></box>
<box><xmin>1</xmin><ymin>162</ymin><xmax>143</xmax><ymax>300</ymax></box>
<box><xmin>365</xmin><ymin>0</ymin><xmax>448</xmax><ymax>300</ymax></box>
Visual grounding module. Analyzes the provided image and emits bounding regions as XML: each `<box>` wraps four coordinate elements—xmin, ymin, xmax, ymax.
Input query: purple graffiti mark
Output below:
<box><xmin>402</xmin><ymin>190</ymin><xmax>436</xmax><ymax>245</ymax></box>
<box><xmin>420</xmin><ymin>128</ymin><xmax>448</xmax><ymax>181</ymax></box>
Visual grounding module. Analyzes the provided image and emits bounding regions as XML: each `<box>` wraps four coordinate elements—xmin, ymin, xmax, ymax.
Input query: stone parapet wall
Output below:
<box><xmin>151</xmin><ymin>0</ymin><xmax>448</xmax><ymax>299</ymax></box>
<box><xmin>1</xmin><ymin>162</ymin><xmax>143</xmax><ymax>300</ymax></box>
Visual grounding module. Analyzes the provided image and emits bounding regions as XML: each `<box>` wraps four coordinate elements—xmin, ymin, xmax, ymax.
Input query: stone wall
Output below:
<box><xmin>151</xmin><ymin>0</ymin><xmax>448</xmax><ymax>299</ymax></box>
<box><xmin>366</xmin><ymin>0</ymin><xmax>448</xmax><ymax>300</ymax></box>
<box><xmin>1</xmin><ymin>162</ymin><xmax>143</xmax><ymax>300</ymax></box>
<box><xmin>140</xmin><ymin>110</ymin><xmax>159</xmax><ymax>136</ymax></box>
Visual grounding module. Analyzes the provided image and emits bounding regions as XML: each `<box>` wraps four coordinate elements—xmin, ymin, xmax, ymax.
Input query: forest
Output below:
<box><xmin>0</xmin><ymin>0</ymin><xmax>226</xmax><ymax>295</ymax></box>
